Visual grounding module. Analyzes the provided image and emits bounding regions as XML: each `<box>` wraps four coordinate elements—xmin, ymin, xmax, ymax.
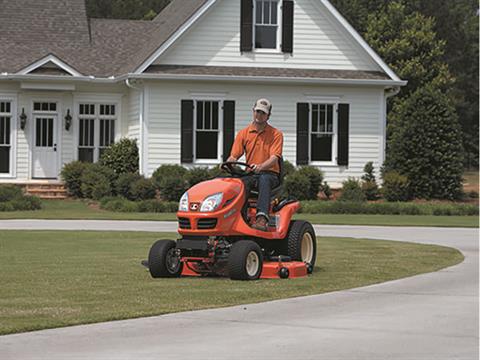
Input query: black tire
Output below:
<box><xmin>286</xmin><ymin>220</ymin><xmax>317</xmax><ymax>267</ymax></box>
<box><xmin>148</xmin><ymin>240</ymin><xmax>183</xmax><ymax>278</ymax></box>
<box><xmin>228</xmin><ymin>240</ymin><xmax>263</xmax><ymax>280</ymax></box>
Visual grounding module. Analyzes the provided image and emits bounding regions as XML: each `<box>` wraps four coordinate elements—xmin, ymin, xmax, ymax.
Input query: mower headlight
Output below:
<box><xmin>178</xmin><ymin>192</ymin><xmax>189</xmax><ymax>211</ymax></box>
<box><xmin>200</xmin><ymin>193</ymin><xmax>223</xmax><ymax>212</ymax></box>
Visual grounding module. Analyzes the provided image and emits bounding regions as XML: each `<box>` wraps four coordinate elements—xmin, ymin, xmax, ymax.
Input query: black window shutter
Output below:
<box><xmin>181</xmin><ymin>100</ymin><xmax>194</xmax><ymax>163</ymax></box>
<box><xmin>337</xmin><ymin>103</ymin><xmax>350</xmax><ymax>166</ymax></box>
<box><xmin>240</xmin><ymin>0</ymin><xmax>253</xmax><ymax>52</ymax></box>
<box><xmin>223</xmin><ymin>101</ymin><xmax>235</xmax><ymax>162</ymax></box>
<box><xmin>296</xmin><ymin>103</ymin><xmax>309</xmax><ymax>165</ymax></box>
<box><xmin>282</xmin><ymin>0</ymin><xmax>294</xmax><ymax>53</ymax></box>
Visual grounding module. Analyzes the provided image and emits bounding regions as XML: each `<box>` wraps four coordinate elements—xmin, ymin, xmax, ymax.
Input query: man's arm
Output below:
<box><xmin>253</xmin><ymin>155</ymin><xmax>278</xmax><ymax>173</ymax></box>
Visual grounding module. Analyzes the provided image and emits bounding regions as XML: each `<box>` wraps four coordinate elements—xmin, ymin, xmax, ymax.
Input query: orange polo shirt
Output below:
<box><xmin>230</xmin><ymin>123</ymin><xmax>283</xmax><ymax>174</ymax></box>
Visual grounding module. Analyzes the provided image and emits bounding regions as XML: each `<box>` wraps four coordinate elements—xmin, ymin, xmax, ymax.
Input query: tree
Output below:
<box><xmin>364</xmin><ymin>2</ymin><xmax>454</xmax><ymax>100</ymax></box>
<box><xmin>384</xmin><ymin>85</ymin><xmax>464</xmax><ymax>200</ymax></box>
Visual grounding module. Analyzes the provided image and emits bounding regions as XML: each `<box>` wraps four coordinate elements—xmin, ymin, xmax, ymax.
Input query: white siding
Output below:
<box><xmin>0</xmin><ymin>82</ymin><xmax>127</xmax><ymax>181</ymax></box>
<box><xmin>127</xmin><ymin>88</ymin><xmax>141</xmax><ymax>141</ymax></box>
<box><xmin>146</xmin><ymin>80</ymin><xmax>384</xmax><ymax>187</ymax></box>
<box><xmin>155</xmin><ymin>0</ymin><xmax>380</xmax><ymax>71</ymax></box>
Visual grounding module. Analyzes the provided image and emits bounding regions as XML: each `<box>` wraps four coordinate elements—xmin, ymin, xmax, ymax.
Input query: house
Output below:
<box><xmin>0</xmin><ymin>0</ymin><xmax>406</xmax><ymax>188</ymax></box>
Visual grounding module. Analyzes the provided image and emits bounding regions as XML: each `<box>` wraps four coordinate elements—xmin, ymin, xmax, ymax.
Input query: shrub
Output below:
<box><xmin>339</xmin><ymin>178</ymin><xmax>366</xmax><ymax>202</ymax></box>
<box><xmin>468</xmin><ymin>191</ymin><xmax>479</xmax><ymax>199</ymax></box>
<box><xmin>384</xmin><ymin>85</ymin><xmax>464</xmax><ymax>200</ymax></box>
<box><xmin>0</xmin><ymin>202</ymin><xmax>14</xmax><ymax>211</ymax></box>
<box><xmin>297</xmin><ymin>200</ymin><xmax>478</xmax><ymax>216</ymax></box>
<box><xmin>282</xmin><ymin>160</ymin><xmax>296</xmax><ymax>178</ymax></box>
<box><xmin>361</xmin><ymin>162</ymin><xmax>380</xmax><ymax>200</ymax></box>
<box><xmin>99</xmin><ymin>138</ymin><xmax>139</xmax><ymax>175</ymax></box>
<box><xmin>284</xmin><ymin>172</ymin><xmax>311</xmax><ymax>200</ymax></box>
<box><xmin>9</xmin><ymin>196</ymin><xmax>42</xmax><ymax>211</ymax></box>
<box><xmin>186</xmin><ymin>167</ymin><xmax>212</xmax><ymax>187</ymax></box>
<box><xmin>0</xmin><ymin>185</ymin><xmax>23</xmax><ymax>202</ymax></box>
<box><xmin>382</xmin><ymin>171</ymin><xmax>411</xmax><ymax>202</ymax></box>
<box><xmin>115</xmin><ymin>172</ymin><xmax>142</xmax><ymax>200</ymax></box>
<box><xmin>362</xmin><ymin>181</ymin><xmax>380</xmax><ymax>201</ymax></box>
<box><xmin>60</xmin><ymin>161</ymin><xmax>87</xmax><ymax>197</ymax></box>
<box><xmin>320</xmin><ymin>181</ymin><xmax>332</xmax><ymax>200</ymax></box>
<box><xmin>131</xmin><ymin>177</ymin><xmax>157</xmax><ymax>200</ymax></box>
<box><xmin>100</xmin><ymin>197</ymin><xmax>179</xmax><ymax>213</ymax></box>
<box><xmin>80</xmin><ymin>164</ymin><xmax>114</xmax><ymax>200</ymax></box>
<box><xmin>296</xmin><ymin>166</ymin><xmax>324</xmax><ymax>200</ymax></box>
<box><xmin>152</xmin><ymin>165</ymin><xmax>188</xmax><ymax>201</ymax></box>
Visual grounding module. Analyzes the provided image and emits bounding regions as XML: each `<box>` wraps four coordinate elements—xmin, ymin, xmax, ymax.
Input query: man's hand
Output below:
<box><xmin>251</xmin><ymin>163</ymin><xmax>264</xmax><ymax>174</ymax></box>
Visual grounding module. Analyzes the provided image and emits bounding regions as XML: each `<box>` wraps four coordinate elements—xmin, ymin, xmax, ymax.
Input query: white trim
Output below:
<box><xmin>20</xmin><ymin>82</ymin><xmax>76</xmax><ymax>91</ymax></box>
<box><xmin>308</xmin><ymin>102</ymin><xmax>338</xmax><ymax>166</ymax></box>
<box><xmin>318</xmin><ymin>0</ymin><xmax>402</xmax><ymax>82</ymax></box>
<box><xmin>128</xmin><ymin>73</ymin><xmax>407</xmax><ymax>86</ymax></box>
<box><xmin>253</xmin><ymin>0</ymin><xmax>282</xmax><ymax>53</ymax></box>
<box><xmin>189</xmin><ymin>91</ymin><xmax>227</xmax><ymax>100</ymax></box>
<box><xmin>304</xmin><ymin>95</ymin><xmax>343</xmax><ymax>103</ymax></box>
<box><xmin>0</xmin><ymin>94</ymin><xmax>17</xmax><ymax>178</ymax></box>
<box><xmin>193</xmin><ymin>99</ymin><xmax>223</xmax><ymax>164</ymax></box>
<box><xmin>72</xmin><ymin>94</ymin><xmax>123</xmax><ymax>163</ymax></box>
<box><xmin>31</xmin><ymin>103</ymin><xmax>61</xmax><ymax>179</ymax></box>
<box><xmin>142</xmin><ymin>84</ymin><xmax>150</xmax><ymax>176</ymax></box>
<box><xmin>17</xmin><ymin>54</ymin><xmax>83</xmax><ymax>77</ymax></box>
<box><xmin>134</xmin><ymin>0</ymin><xmax>218</xmax><ymax>74</ymax></box>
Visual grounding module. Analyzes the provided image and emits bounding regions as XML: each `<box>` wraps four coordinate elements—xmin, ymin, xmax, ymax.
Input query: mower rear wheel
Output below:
<box><xmin>228</xmin><ymin>240</ymin><xmax>263</xmax><ymax>280</ymax></box>
<box><xmin>148</xmin><ymin>240</ymin><xmax>183</xmax><ymax>278</ymax></box>
<box><xmin>286</xmin><ymin>220</ymin><xmax>317</xmax><ymax>267</ymax></box>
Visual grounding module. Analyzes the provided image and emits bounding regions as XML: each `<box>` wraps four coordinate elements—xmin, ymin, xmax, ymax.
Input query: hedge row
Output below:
<box><xmin>99</xmin><ymin>196</ymin><xmax>478</xmax><ymax>216</ymax></box>
<box><xmin>100</xmin><ymin>197</ymin><xmax>178</xmax><ymax>213</ymax></box>
<box><xmin>299</xmin><ymin>201</ymin><xmax>479</xmax><ymax>216</ymax></box>
<box><xmin>0</xmin><ymin>185</ymin><xmax>42</xmax><ymax>212</ymax></box>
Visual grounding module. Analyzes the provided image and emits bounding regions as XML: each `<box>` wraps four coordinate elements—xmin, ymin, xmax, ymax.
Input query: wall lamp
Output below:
<box><xmin>65</xmin><ymin>109</ymin><xmax>72</xmax><ymax>131</ymax></box>
<box><xmin>19</xmin><ymin>108</ymin><xmax>27</xmax><ymax>130</ymax></box>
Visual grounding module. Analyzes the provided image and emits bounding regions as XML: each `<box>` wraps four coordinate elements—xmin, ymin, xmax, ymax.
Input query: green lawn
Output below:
<box><xmin>0</xmin><ymin>199</ymin><xmax>478</xmax><ymax>227</ymax></box>
<box><xmin>0</xmin><ymin>230</ymin><xmax>464</xmax><ymax>335</ymax></box>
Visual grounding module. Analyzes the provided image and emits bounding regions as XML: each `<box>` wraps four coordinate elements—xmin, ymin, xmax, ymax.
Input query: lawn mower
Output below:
<box><xmin>147</xmin><ymin>160</ymin><xmax>317</xmax><ymax>280</ymax></box>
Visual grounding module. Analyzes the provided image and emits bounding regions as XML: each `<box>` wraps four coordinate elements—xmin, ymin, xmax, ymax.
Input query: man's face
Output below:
<box><xmin>253</xmin><ymin>109</ymin><xmax>269</xmax><ymax>124</ymax></box>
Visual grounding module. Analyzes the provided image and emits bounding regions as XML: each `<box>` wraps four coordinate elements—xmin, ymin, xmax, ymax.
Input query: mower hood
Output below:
<box><xmin>187</xmin><ymin>178</ymin><xmax>243</xmax><ymax>206</ymax></box>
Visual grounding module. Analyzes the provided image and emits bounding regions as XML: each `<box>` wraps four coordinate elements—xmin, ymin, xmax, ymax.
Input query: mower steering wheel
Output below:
<box><xmin>220</xmin><ymin>161</ymin><xmax>254</xmax><ymax>177</ymax></box>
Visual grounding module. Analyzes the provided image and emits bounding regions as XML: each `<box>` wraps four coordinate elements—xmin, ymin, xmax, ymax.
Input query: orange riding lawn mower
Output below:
<box><xmin>145</xmin><ymin>160</ymin><xmax>317</xmax><ymax>280</ymax></box>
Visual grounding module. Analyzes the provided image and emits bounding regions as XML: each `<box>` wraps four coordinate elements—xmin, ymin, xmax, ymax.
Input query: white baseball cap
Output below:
<box><xmin>253</xmin><ymin>98</ymin><xmax>272</xmax><ymax>114</ymax></box>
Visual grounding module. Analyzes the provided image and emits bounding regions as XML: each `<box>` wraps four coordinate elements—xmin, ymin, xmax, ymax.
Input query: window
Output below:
<box><xmin>34</xmin><ymin>102</ymin><xmax>56</xmax><ymax>112</ymax></box>
<box><xmin>195</xmin><ymin>100</ymin><xmax>220</xmax><ymax>160</ymax></box>
<box><xmin>254</xmin><ymin>0</ymin><xmax>279</xmax><ymax>49</ymax></box>
<box><xmin>310</xmin><ymin>104</ymin><xmax>336</xmax><ymax>162</ymax></box>
<box><xmin>0</xmin><ymin>101</ymin><xmax>11</xmax><ymax>173</ymax></box>
<box><xmin>78</xmin><ymin>103</ymin><xmax>116</xmax><ymax>162</ymax></box>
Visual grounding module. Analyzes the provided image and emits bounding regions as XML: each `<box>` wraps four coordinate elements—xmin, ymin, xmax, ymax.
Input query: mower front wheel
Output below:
<box><xmin>148</xmin><ymin>240</ymin><xmax>183</xmax><ymax>278</ymax></box>
<box><xmin>228</xmin><ymin>240</ymin><xmax>263</xmax><ymax>280</ymax></box>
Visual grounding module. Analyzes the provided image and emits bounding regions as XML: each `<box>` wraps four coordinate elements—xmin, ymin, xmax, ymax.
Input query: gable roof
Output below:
<box><xmin>0</xmin><ymin>0</ymin><xmax>208</xmax><ymax>77</ymax></box>
<box><xmin>0</xmin><ymin>0</ymin><xmax>404</xmax><ymax>85</ymax></box>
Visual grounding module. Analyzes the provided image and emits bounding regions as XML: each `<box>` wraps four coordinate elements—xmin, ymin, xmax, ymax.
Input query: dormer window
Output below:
<box><xmin>241</xmin><ymin>0</ymin><xmax>294</xmax><ymax>54</ymax></box>
<box><xmin>254</xmin><ymin>0</ymin><xmax>279</xmax><ymax>50</ymax></box>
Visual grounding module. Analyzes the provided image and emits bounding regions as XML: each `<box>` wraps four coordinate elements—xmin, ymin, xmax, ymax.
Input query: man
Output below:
<box><xmin>227</xmin><ymin>98</ymin><xmax>283</xmax><ymax>231</ymax></box>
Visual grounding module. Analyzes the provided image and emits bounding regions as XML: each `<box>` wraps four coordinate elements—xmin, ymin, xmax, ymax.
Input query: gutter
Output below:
<box><xmin>125</xmin><ymin>73</ymin><xmax>408</xmax><ymax>87</ymax></box>
<box><xmin>0</xmin><ymin>73</ymin><xmax>407</xmax><ymax>87</ymax></box>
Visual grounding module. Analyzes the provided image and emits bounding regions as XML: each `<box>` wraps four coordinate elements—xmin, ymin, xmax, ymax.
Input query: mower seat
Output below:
<box><xmin>249</xmin><ymin>156</ymin><xmax>284</xmax><ymax>201</ymax></box>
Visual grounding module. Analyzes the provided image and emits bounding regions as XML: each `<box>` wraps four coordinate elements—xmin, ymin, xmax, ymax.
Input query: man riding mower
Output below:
<box><xmin>147</xmin><ymin>159</ymin><xmax>317</xmax><ymax>280</ymax></box>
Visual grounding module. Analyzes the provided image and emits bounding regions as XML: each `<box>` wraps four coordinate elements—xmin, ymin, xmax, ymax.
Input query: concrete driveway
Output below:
<box><xmin>0</xmin><ymin>221</ymin><xmax>478</xmax><ymax>360</ymax></box>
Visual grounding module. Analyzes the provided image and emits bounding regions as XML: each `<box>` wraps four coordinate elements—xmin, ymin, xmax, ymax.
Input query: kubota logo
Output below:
<box><xmin>190</xmin><ymin>203</ymin><xmax>199</xmax><ymax>211</ymax></box>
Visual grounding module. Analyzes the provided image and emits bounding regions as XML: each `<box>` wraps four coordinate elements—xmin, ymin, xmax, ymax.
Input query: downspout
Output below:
<box><xmin>125</xmin><ymin>78</ymin><xmax>145</xmax><ymax>175</ymax></box>
<box><xmin>382</xmin><ymin>86</ymin><xmax>401</xmax><ymax>165</ymax></box>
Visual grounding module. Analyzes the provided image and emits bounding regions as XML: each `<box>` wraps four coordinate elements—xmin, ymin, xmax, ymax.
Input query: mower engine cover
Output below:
<box><xmin>186</xmin><ymin>178</ymin><xmax>242</xmax><ymax>212</ymax></box>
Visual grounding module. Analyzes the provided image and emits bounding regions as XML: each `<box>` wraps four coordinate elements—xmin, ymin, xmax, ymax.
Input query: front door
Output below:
<box><xmin>33</xmin><ymin>115</ymin><xmax>58</xmax><ymax>178</ymax></box>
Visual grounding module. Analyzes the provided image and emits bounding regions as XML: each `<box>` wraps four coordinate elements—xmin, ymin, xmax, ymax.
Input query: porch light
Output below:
<box><xmin>19</xmin><ymin>108</ymin><xmax>27</xmax><ymax>130</ymax></box>
<box><xmin>64</xmin><ymin>109</ymin><xmax>72</xmax><ymax>131</ymax></box>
